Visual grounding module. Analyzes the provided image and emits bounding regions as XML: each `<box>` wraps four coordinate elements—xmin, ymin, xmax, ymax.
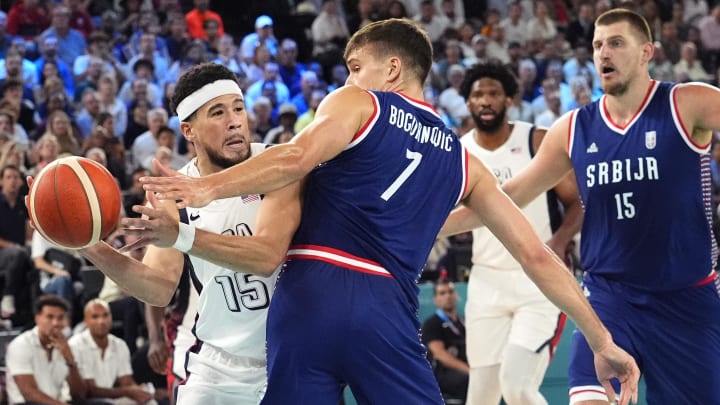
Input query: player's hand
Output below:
<box><xmin>594</xmin><ymin>342</ymin><xmax>640</xmax><ymax>405</ymax></box>
<box><xmin>119</xmin><ymin>191</ymin><xmax>179</xmax><ymax>251</ymax></box>
<box><xmin>139</xmin><ymin>159</ymin><xmax>213</xmax><ymax>208</ymax></box>
<box><xmin>147</xmin><ymin>336</ymin><xmax>169</xmax><ymax>375</ymax></box>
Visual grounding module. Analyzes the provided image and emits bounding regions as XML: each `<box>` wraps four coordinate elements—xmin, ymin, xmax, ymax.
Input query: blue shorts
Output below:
<box><xmin>260</xmin><ymin>260</ymin><xmax>443</xmax><ymax>405</ymax></box>
<box><xmin>568</xmin><ymin>273</ymin><xmax>720</xmax><ymax>404</ymax></box>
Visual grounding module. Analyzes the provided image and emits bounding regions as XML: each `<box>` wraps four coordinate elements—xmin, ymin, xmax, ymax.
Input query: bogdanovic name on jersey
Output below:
<box><xmin>586</xmin><ymin>156</ymin><xmax>659</xmax><ymax>188</ymax></box>
<box><xmin>388</xmin><ymin>104</ymin><xmax>455</xmax><ymax>152</ymax></box>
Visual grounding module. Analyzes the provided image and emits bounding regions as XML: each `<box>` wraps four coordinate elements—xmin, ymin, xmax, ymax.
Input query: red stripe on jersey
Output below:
<box><xmin>695</xmin><ymin>271</ymin><xmax>717</xmax><ymax>287</ymax></box>
<box><xmin>548</xmin><ymin>312</ymin><xmax>567</xmax><ymax>361</ymax></box>
<box><xmin>287</xmin><ymin>244</ymin><xmax>393</xmax><ymax>278</ymax></box>
<box><xmin>351</xmin><ymin>90</ymin><xmax>379</xmax><ymax>142</ymax></box>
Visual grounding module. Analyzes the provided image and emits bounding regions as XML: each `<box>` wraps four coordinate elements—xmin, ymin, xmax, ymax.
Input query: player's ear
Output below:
<box><xmin>388</xmin><ymin>56</ymin><xmax>402</xmax><ymax>82</ymax></box>
<box><xmin>641</xmin><ymin>41</ymin><xmax>654</xmax><ymax>64</ymax></box>
<box><xmin>180</xmin><ymin>122</ymin><xmax>195</xmax><ymax>142</ymax></box>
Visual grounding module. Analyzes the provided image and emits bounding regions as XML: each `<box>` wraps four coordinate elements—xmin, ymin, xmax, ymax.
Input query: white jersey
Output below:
<box><xmin>461</xmin><ymin>122</ymin><xmax>553</xmax><ymax>271</ymax></box>
<box><xmin>179</xmin><ymin>143</ymin><xmax>279</xmax><ymax>362</ymax></box>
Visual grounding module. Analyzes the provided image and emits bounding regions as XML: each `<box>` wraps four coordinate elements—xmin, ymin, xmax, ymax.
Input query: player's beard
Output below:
<box><xmin>471</xmin><ymin>105</ymin><xmax>507</xmax><ymax>133</ymax></box>
<box><xmin>206</xmin><ymin>144</ymin><xmax>251</xmax><ymax>169</ymax></box>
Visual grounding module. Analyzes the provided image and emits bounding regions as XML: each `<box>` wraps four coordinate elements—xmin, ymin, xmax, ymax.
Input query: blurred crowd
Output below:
<box><xmin>0</xmin><ymin>0</ymin><xmax>720</xmax><ymax>403</ymax></box>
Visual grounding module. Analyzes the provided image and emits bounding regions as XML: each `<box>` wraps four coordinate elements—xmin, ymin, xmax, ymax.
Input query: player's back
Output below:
<box><xmin>290</xmin><ymin>91</ymin><xmax>468</xmax><ymax>306</ymax></box>
<box><xmin>569</xmin><ymin>80</ymin><xmax>717</xmax><ymax>291</ymax></box>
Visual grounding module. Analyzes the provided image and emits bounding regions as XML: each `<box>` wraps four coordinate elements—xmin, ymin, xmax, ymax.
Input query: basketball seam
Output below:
<box><xmin>66</xmin><ymin>157</ymin><xmax>103</xmax><ymax>248</ymax></box>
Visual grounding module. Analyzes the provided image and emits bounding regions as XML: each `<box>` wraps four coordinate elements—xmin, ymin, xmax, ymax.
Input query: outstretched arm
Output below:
<box><xmin>140</xmin><ymin>85</ymin><xmax>375</xmax><ymax>208</ymax></box>
<box><xmin>462</xmin><ymin>153</ymin><xmax>638</xmax><ymax>405</ymax></box>
<box><xmin>439</xmin><ymin>113</ymin><xmax>575</xmax><ymax>238</ymax></box>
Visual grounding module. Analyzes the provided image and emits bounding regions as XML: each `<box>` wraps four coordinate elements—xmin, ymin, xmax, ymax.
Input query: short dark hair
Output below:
<box><xmin>433</xmin><ymin>279</ymin><xmax>454</xmax><ymax>296</ymax></box>
<box><xmin>595</xmin><ymin>8</ymin><xmax>653</xmax><ymax>43</ymax></box>
<box><xmin>34</xmin><ymin>294</ymin><xmax>70</xmax><ymax>315</ymax></box>
<box><xmin>460</xmin><ymin>62</ymin><xmax>519</xmax><ymax>100</ymax></box>
<box><xmin>2</xmin><ymin>78</ymin><xmax>23</xmax><ymax>93</ymax></box>
<box><xmin>171</xmin><ymin>63</ymin><xmax>240</xmax><ymax>121</ymax></box>
<box><xmin>0</xmin><ymin>164</ymin><xmax>19</xmax><ymax>178</ymax></box>
<box><xmin>345</xmin><ymin>18</ymin><xmax>433</xmax><ymax>86</ymax></box>
<box><xmin>156</xmin><ymin>125</ymin><xmax>175</xmax><ymax>137</ymax></box>
<box><xmin>132</xmin><ymin>58</ymin><xmax>155</xmax><ymax>73</ymax></box>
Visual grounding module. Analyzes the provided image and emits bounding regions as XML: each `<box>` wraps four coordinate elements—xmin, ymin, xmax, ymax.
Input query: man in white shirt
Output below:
<box><xmin>5</xmin><ymin>295</ymin><xmax>86</xmax><ymax>405</ymax></box>
<box><xmin>69</xmin><ymin>299</ymin><xmax>155</xmax><ymax>404</ymax></box>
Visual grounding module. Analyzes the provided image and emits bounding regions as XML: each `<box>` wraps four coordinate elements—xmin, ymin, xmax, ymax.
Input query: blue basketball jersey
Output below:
<box><xmin>569</xmin><ymin>80</ymin><xmax>717</xmax><ymax>291</ymax></box>
<box><xmin>289</xmin><ymin>90</ymin><xmax>468</xmax><ymax>307</ymax></box>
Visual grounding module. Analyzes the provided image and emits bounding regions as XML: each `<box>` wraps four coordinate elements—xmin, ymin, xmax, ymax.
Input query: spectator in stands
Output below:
<box><xmin>562</xmin><ymin>44</ymin><xmax>600</xmax><ymax>96</ymax></box>
<box><xmin>124</xmin><ymin>98</ymin><xmax>150</xmax><ymax>151</ymax></box>
<box><xmin>164</xmin><ymin>13</ymin><xmax>190</xmax><ymax>62</ymax></box>
<box><xmin>675</xmin><ymin>40</ymin><xmax>714</xmax><ymax>82</ymax></box>
<box><xmin>167</xmin><ymin>39</ymin><xmax>207</xmax><ymax>84</ymax></box>
<box><xmin>500</xmin><ymin>2</ymin><xmax>526</xmax><ymax>47</ymax></box>
<box><xmin>40</xmin><ymin>5</ymin><xmax>87</xmax><ymax>68</ymax></box>
<box><xmin>312</xmin><ymin>0</ymin><xmax>351</xmax><ymax>78</ymax></box>
<box><xmin>131</xmin><ymin>107</ymin><xmax>167</xmax><ymax>170</ymax></box>
<box><xmin>39</xmin><ymin>109</ymin><xmax>80</xmax><ymax>156</ymax></box>
<box><xmin>438</xmin><ymin>64</ymin><xmax>470</xmax><ymax>128</ymax></box>
<box><xmin>28</xmin><ymin>133</ymin><xmax>59</xmax><ymax>176</ymax></box>
<box><xmin>5</xmin><ymin>295</ymin><xmax>87</xmax><ymax>405</ymax></box>
<box><xmin>534</xmin><ymin>89</ymin><xmax>561</xmax><ymax>127</ymax></box>
<box><xmin>143</xmin><ymin>125</ymin><xmax>186</xmax><ymax>170</ymax></box>
<box><xmin>35</xmin><ymin>35</ymin><xmax>74</xmax><ymax>97</ymax></box>
<box><xmin>98</xmin><ymin>74</ymin><xmax>128</xmax><ymax>138</ymax></box>
<box><xmin>386</xmin><ymin>0</ymin><xmax>408</xmax><ymax>19</ymax></box>
<box><xmin>65</xmin><ymin>0</ymin><xmax>93</xmax><ymax>38</ymax></box>
<box><xmin>438</xmin><ymin>0</ymin><xmax>465</xmax><ymax>29</ymax></box>
<box><xmin>252</xmin><ymin>96</ymin><xmax>274</xmax><ymax>138</ymax></box>
<box><xmin>33</xmin><ymin>59</ymin><xmax>62</xmax><ymax>105</ymax></box>
<box><xmin>0</xmin><ymin>140</ymin><xmax>27</xmax><ymax>175</ymax></box>
<box><xmin>0</xmin><ymin>107</ymin><xmax>28</xmax><ymax>146</ymax></box>
<box><xmin>240</xmin><ymin>15</ymin><xmax>278</xmax><ymax>64</ymax></box>
<box><xmin>0</xmin><ymin>11</ymin><xmax>17</xmax><ymax>60</ymax></box>
<box><xmin>278</xmin><ymin>38</ymin><xmax>305</xmax><ymax>97</ymax></box>
<box><xmin>35</xmin><ymin>89</ymin><xmax>74</xmax><ymax>133</ymax></box>
<box><xmin>2</xmin><ymin>77</ymin><xmax>36</xmax><ymax>136</ymax></box>
<box><xmin>660</xmin><ymin>20</ymin><xmax>682</xmax><ymax>65</ymax></box>
<box><xmin>70</xmin><ymin>299</ymin><xmax>156</xmax><ymax>404</ymax></box>
<box><xmin>486</xmin><ymin>23</ymin><xmax>510</xmax><ymax>64</ymax></box>
<box><xmin>565</xmin><ymin>2</ymin><xmax>593</xmax><ymax>49</ymax></box>
<box><xmin>527</xmin><ymin>0</ymin><xmax>557</xmax><ymax>42</ymax></box>
<box><xmin>202</xmin><ymin>18</ymin><xmax>221</xmax><ymax>55</ymax></box>
<box><xmin>413</xmin><ymin>0</ymin><xmax>449</xmax><ymax>43</ymax></box>
<box><xmin>290</xmin><ymin>70</ymin><xmax>319</xmax><ymax>116</ymax></box>
<box><xmin>421</xmin><ymin>279</ymin><xmax>468</xmax><ymax>403</ymax></box>
<box><xmin>185</xmin><ymin>0</ymin><xmax>224</xmax><ymax>40</ymax></box>
<box><xmin>0</xmin><ymin>47</ymin><xmax>37</xmax><ymax>91</ymax></box>
<box><xmin>295</xmin><ymin>88</ymin><xmax>327</xmax><ymax>132</ymax></box>
<box><xmin>650</xmin><ymin>41</ymin><xmax>676</xmax><ymax>82</ymax></box>
<box><xmin>6</xmin><ymin>0</ymin><xmax>50</xmax><ymax>42</ymax></box>
<box><xmin>76</xmin><ymin>89</ymin><xmax>101</xmax><ymax>139</ymax></box>
<box><xmin>462</xmin><ymin>34</ymin><xmax>490</xmax><ymax>67</ymax></box>
<box><xmin>245</xmin><ymin>62</ymin><xmax>290</xmax><ymax>112</ymax></box>
<box><xmin>119</xmin><ymin>59</ymin><xmax>162</xmax><ymax>107</ymax></box>
<box><xmin>698</xmin><ymin>3</ymin><xmax>720</xmax><ymax>70</ymax></box>
<box><xmin>326</xmin><ymin>63</ymin><xmax>347</xmax><ymax>92</ymax></box>
<box><xmin>74</xmin><ymin>32</ymin><xmax>125</xmax><ymax>88</ymax></box>
<box><xmin>264</xmin><ymin>103</ymin><xmax>298</xmax><ymax>144</ymax></box>
<box><xmin>126</xmin><ymin>33</ymin><xmax>170</xmax><ymax>88</ymax></box>
<box><xmin>213</xmin><ymin>34</ymin><xmax>241</xmax><ymax>75</ymax></box>
<box><xmin>0</xmin><ymin>164</ymin><xmax>32</xmax><ymax>322</ymax></box>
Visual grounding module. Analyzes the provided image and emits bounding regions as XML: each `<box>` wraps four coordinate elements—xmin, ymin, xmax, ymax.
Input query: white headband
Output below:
<box><xmin>176</xmin><ymin>79</ymin><xmax>243</xmax><ymax>121</ymax></box>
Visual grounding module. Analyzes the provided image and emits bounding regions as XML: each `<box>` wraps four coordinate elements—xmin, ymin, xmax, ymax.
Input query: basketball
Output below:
<box><xmin>28</xmin><ymin>156</ymin><xmax>122</xmax><ymax>249</ymax></box>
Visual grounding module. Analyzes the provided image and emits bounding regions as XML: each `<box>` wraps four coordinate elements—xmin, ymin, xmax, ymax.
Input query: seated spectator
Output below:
<box><xmin>674</xmin><ymin>41</ymin><xmax>714</xmax><ymax>82</ymax></box>
<box><xmin>69</xmin><ymin>299</ymin><xmax>156</xmax><ymax>404</ymax></box>
<box><xmin>0</xmin><ymin>164</ymin><xmax>33</xmax><ymax>324</ymax></box>
<box><xmin>277</xmin><ymin>38</ymin><xmax>306</xmax><ymax>97</ymax></box>
<box><xmin>264</xmin><ymin>103</ymin><xmax>298</xmax><ymax>144</ymax></box>
<box><xmin>167</xmin><ymin>39</ymin><xmax>208</xmax><ymax>85</ymax></box>
<box><xmin>311</xmin><ymin>0</ymin><xmax>351</xmax><ymax>77</ymax></box>
<box><xmin>295</xmin><ymin>88</ymin><xmax>327</xmax><ymax>132</ymax></box>
<box><xmin>142</xmin><ymin>125</ymin><xmax>187</xmax><ymax>170</ymax></box>
<box><xmin>76</xmin><ymin>89</ymin><xmax>102</xmax><ymax>140</ymax></box>
<box><xmin>31</xmin><ymin>227</ymin><xmax>84</xmax><ymax>307</ymax></box>
<box><xmin>34</xmin><ymin>35</ymin><xmax>74</xmax><ymax>98</ymax></box>
<box><xmin>118</xmin><ymin>59</ymin><xmax>163</xmax><ymax>107</ymax></box>
<box><xmin>1</xmin><ymin>76</ymin><xmax>35</xmax><ymax>136</ymax></box>
<box><xmin>6</xmin><ymin>0</ymin><xmax>50</xmax><ymax>43</ymax></box>
<box><xmin>131</xmin><ymin>107</ymin><xmax>168</xmax><ymax>170</ymax></box>
<box><xmin>290</xmin><ymin>70</ymin><xmax>319</xmax><ymax>116</ymax></box>
<box><xmin>239</xmin><ymin>15</ymin><xmax>278</xmax><ymax>64</ymax></box>
<box><xmin>98</xmin><ymin>74</ymin><xmax>128</xmax><ymax>139</ymax></box>
<box><xmin>245</xmin><ymin>62</ymin><xmax>289</xmax><ymax>112</ymax></box>
<box><xmin>124</xmin><ymin>98</ymin><xmax>150</xmax><ymax>151</ymax></box>
<box><xmin>39</xmin><ymin>5</ymin><xmax>87</xmax><ymax>68</ymax></box>
<box><xmin>0</xmin><ymin>40</ymin><xmax>38</xmax><ymax>88</ymax></box>
<box><xmin>28</xmin><ymin>133</ymin><xmax>59</xmax><ymax>177</ymax></box>
<box><xmin>421</xmin><ymin>279</ymin><xmax>468</xmax><ymax>403</ymax></box>
<box><xmin>5</xmin><ymin>294</ymin><xmax>86</xmax><ymax>405</ymax></box>
<box><xmin>184</xmin><ymin>0</ymin><xmax>225</xmax><ymax>40</ymax></box>
<box><xmin>122</xmin><ymin>168</ymin><xmax>149</xmax><ymax>219</ymax></box>
<box><xmin>38</xmin><ymin>109</ymin><xmax>82</xmax><ymax>156</ymax></box>
<box><xmin>0</xmin><ymin>107</ymin><xmax>28</xmax><ymax>146</ymax></box>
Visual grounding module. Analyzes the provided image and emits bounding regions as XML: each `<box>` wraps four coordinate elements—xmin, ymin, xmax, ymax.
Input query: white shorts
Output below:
<box><xmin>465</xmin><ymin>267</ymin><xmax>563</xmax><ymax>367</ymax></box>
<box><xmin>177</xmin><ymin>343</ymin><xmax>267</xmax><ymax>405</ymax></box>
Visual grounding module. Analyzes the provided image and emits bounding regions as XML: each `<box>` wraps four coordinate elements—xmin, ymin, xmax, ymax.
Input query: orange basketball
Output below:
<box><xmin>28</xmin><ymin>156</ymin><xmax>122</xmax><ymax>249</ymax></box>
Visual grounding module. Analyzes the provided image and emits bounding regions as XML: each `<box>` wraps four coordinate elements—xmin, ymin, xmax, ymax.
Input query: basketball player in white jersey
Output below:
<box><xmin>58</xmin><ymin>63</ymin><xmax>302</xmax><ymax>405</ymax></box>
<box><xmin>455</xmin><ymin>63</ymin><xmax>582</xmax><ymax>405</ymax></box>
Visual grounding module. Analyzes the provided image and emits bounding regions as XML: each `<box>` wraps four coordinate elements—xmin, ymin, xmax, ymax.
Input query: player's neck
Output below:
<box><xmin>194</xmin><ymin>157</ymin><xmax>223</xmax><ymax>177</ymax></box>
<box><xmin>603</xmin><ymin>75</ymin><xmax>654</xmax><ymax>126</ymax></box>
<box><xmin>92</xmin><ymin>334</ymin><xmax>109</xmax><ymax>350</ymax></box>
<box><xmin>473</xmin><ymin>122</ymin><xmax>512</xmax><ymax>151</ymax></box>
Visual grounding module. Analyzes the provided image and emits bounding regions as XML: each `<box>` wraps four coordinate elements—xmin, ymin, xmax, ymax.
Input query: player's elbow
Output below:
<box><xmin>279</xmin><ymin>144</ymin><xmax>316</xmax><ymax>179</ymax></box>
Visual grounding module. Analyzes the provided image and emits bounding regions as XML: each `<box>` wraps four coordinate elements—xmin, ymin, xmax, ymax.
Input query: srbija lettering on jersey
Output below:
<box><xmin>179</xmin><ymin>143</ymin><xmax>279</xmax><ymax>360</ymax></box>
<box><xmin>569</xmin><ymin>81</ymin><xmax>716</xmax><ymax>291</ymax></box>
<box><xmin>462</xmin><ymin>122</ymin><xmax>553</xmax><ymax>271</ymax></box>
<box><xmin>290</xmin><ymin>91</ymin><xmax>469</xmax><ymax>308</ymax></box>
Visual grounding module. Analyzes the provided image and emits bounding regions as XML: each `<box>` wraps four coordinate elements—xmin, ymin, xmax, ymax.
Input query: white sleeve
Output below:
<box><xmin>6</xmin><ymin>337</ymin><xmax>34</xmax><ymax>376</ymax></box>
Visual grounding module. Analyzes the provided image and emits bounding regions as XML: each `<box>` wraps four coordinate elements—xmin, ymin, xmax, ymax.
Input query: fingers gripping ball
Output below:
<box><xmin>28</xmin><ymin>156</ymin><xmax>122</xmax><ymax>249</ymax></box>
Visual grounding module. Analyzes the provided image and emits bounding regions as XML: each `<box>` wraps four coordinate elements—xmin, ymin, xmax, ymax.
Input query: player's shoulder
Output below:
<box><xmin>671</xmin><ymin>81</ymin><xmax>719</xmax><ymax>100</ymax></box>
